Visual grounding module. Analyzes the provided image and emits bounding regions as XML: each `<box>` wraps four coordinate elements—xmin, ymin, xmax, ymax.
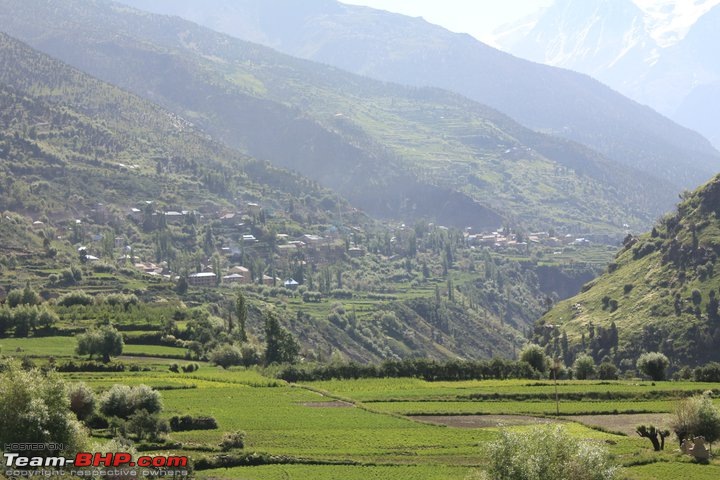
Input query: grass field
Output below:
<box><xmin>55</xmin><ymin>364</ymin><xmax>720</xmax><ymax>479</ymax></box>
<box><xmin>1</xmin><ymin>341</ymin><xmax>718</xmax><ymax>479</ymax></box>
<box><xmin>0</xmin><ymin>336</ymin><xmax>188</xmax><ymax>359</ymax></box>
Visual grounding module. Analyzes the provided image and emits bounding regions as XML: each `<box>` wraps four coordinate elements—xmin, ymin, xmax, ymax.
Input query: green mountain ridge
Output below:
<box><xmin>0</xmin><ymin>30</ymin><xmax>354</xmax><ymax>239</ymax></box>
<box><xmin>541</xmin><ymin>173</ymin><xmax>720</xmax><ymax>368</ymax></box>
<box><xmin>0</xmin><ymin>32</ymin><xmax>559</xmax><ymax>363</ymax></box>
<box><xmin>0</xmin><ymin>0</ymin><xmax>679</xmax><ymax>234</ymax></box>
<box><xmin>116</xmin><ymin>0</ymin><xmax>720</xmax><ymax>193</ymax></box>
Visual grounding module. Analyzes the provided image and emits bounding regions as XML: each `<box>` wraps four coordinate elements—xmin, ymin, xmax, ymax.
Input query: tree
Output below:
<box><xmin>127</xmin><ymin>409</ymin><xmax>169</xmax><ymax>441</ymax></box>
<box><xmin>76</xmin><ymin>325</ymin><xmax>124</xmax><ymax>362</ymax></box>
<box><xmin>175</xmin><ymin>276</ymin><xmax>188</xmax><ymax>295</ymax></box>
<box><xmin>573</xmin><ymin>354</ymin><xmax>596</xmax><ymax>380</ymax></box>
<box><xmin>636</xmin><ymin>425</ymin><xmax>670</xmax><ymax>451</ymax></box>
<box><xmin>208</xmin><ymin>344</ymin><xmax>244</xmax><ymax>369</ymax></box>
<box><xmin>597</xmin><ymin>361</ymin><xmax>619</xmax><ymax>380</ymax></box>
<box><xmin>0</xmin><ymin>359</ymin><xmax>86</xmax><ymax>455</ymax></box>
<box><xmin>236</xmin><ymin>292</ymin><xmax>247</xmax><ymax>341</ymax></box>
<box><xmin>99</xmin><ymin>384</ymin><xmax>163</xmax><ymax>420</ymax></box>
<box><xmin>476</xmin><ymin>425</ymin><xmax>618</xmax><ymax>480</ymax></box>
<box><xmin>636</xmin><ymin>352</ymin><xmax>669</xmax><ymax>381</ymax></box>
<box><xmin>264</xmin><ymin>311</ymin><xmax>299</xmax><ymax>365</ymax></box>
<box><xmin>672</xmin><ymin>395</ymin><xmax>720</xmax><ymax>446</ymax></box>
<box><xmin>519</xmin><ymin>343</ymin><xmax>549</xmax><ymax>374</ymax></box>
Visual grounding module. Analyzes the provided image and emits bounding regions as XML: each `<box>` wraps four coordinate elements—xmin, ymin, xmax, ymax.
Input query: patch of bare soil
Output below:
<box><xmin>302</xmin><ymin>400</ymin><xmax>354</xmax><ymax>408</ymax></box>
<box><xmin>567</xmin><ymin>413</ymin><xmax>673</xmax><ymax>436</ymax></box>
<box><xmin>408</xmin><ymin>414</ymin><xmax>564</xmax><ymax>428</ymax></box>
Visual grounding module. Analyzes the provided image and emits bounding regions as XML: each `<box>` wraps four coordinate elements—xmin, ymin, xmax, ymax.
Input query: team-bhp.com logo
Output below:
<box><xmin>4</xmin><ymin>449</ymin><xmax>189</xmax><ymax>477</ymax></box>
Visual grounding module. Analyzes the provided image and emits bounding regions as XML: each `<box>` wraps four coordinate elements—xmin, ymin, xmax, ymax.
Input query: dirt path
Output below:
<box><xmin>567</xmin><ymin>413</ymin><xmax>673</xmax><ymax>436</ymax></box>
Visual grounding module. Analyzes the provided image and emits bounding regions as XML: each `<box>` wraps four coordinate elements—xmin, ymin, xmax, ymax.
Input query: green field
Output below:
<box><xmin>0</xmin><ymin>336</ymin><xmax>188</xmax><ymax>359</ymax></box>
<box><xmin>46</xmin><ymin>363</ymin><xmax>717</xmax><ymax>479</ymax></box>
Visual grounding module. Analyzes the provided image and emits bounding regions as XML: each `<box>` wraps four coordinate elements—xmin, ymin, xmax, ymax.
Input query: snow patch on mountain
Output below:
<box><xmin>633</xmin><ymin>0</ymin><xmax>720</xmax><ymax>47</ymax></box>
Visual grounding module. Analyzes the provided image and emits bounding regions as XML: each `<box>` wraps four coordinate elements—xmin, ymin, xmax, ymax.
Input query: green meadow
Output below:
<box><xmin>48</xmin><ymin>361</ymin><xmax>719</xmax><ymax>479</ymax></box>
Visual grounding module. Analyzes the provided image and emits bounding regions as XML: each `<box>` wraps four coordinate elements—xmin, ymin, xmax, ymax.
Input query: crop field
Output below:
<box><xmin>196</xmin><ymin>464</ymin><xmax>474</xmax><ymax>480</ymax></box>
<box><xmin>0</xmin><ymin>336</ymin><xmax>187</xmax><ymax>359</ymax></box>
<box><xmin>47</xmin><ymin>360</ymin><xmax>719</xmax><ymax>479</ymax></box>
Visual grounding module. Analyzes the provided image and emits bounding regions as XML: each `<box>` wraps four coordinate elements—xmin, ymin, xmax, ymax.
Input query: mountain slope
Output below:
<box><xmin>0</xmin><ymin>32</ymin><xmax>586</xmax><ymax>364</ymax></box>
<box><xmin>0</xmin><ymin>32</ymin><xmax>340</xmax><ymax>224</ymax></box>
<box><xmin>496</xmin><ymin>0</ymin><xmax>720</xmax><ymax>150</ymax></box>
<box><xmin>541</xmin><ymin>172</ymin><xmax>720</xmax><ymax>367</ymax></box>
<box><xmin>116</xmin><ymin>0</ymin><xmax>720</xmax><ymax>192</ymax></box>
<box><xmin>0</xmin><ymin>0</ymin><xmax>686</xmax><ymax>234</ymax></box>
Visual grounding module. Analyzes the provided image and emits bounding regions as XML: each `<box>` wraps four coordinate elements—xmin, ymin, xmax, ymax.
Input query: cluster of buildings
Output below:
<box><xmin>465</xmin><ymin>230</ymin><xmax>593</xmax><ymax>251</ymax></box>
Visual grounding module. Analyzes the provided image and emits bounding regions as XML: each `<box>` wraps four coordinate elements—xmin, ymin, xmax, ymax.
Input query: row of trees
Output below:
<box><xmin>518</xmin><ymin>344</ymin><xmax>669</xmax><ymax>381</ymax></box>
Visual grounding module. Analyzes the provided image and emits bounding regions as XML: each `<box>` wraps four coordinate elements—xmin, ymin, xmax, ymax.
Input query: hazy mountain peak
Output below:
<box><xmin>633</xmin><ymin>0</ymin><xmax>720</xmax><ymax>47</ymax></box>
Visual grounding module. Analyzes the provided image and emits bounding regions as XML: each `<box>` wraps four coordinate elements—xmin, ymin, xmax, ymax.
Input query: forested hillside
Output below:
<box><xmin>0</xmin><ymin>0</ymin><xmax>680</xmax><ymax>234</ymax></box>
<box><xmin>541</xmin><ymin>173</ymin><xmax>720</xmax><ymax>368</ymax></box>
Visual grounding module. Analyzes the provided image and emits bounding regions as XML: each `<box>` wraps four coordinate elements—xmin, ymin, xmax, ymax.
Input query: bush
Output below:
<box><xmin>57</xmin><ymin>290</ymin><xmax>93</xmax><ymax>307</ymax></box>
<box><xmin>477</xmin><ymin>425</ymin><xmax>618</xmax><ymax>480</ymax></box>
<box><xmin>68</xmin><ymin>382</ymin><xmax>96</xmax><ymax>421</ymax></box>
<box><xmin>637</xmin><ymin>352</ymin><xmax>669</xmax><ymax>381</ymax></box>
<box><xmin>181</xmin><ymin>363</ymin><xmax>199</xmax><ymax>373</ymax></box>
<box><xmin>208</xmin><ymin>344</ymin><xmax>244</xmax><ymax>369</ymax></box>
<box><xmin>694</xmin><ymin>362</ymin><xmax>720</xmax><ymax>382</ymax></box>
<box><xmin>0</xmin><ymin>359</ymin><xmax>86</xmax><ymax>454</ymax></box>
<box><xmin>169</xmin><ymin>415</ymin><xmax>218</xmax><ymax>432</ymax></box>
<box><xmin>672</xmin><ymin>395</ymin><xmax>720</xmax><ymax>446</ymax></box>
<box><xmin>92</xmin><ymin>263</ymin><xmax>116</xmax><ymax>273</ymax></box>
<box><xmin>597</xmin><ymin>362</ymin><xmax>619</xmax><ymax>380</ymax></box>
<box><xmin>302</xmin><ymin>291</ymin><xmax>322</xmax><ymax>303</ymax></box>
<box><xmin>219</xmin><ymin>431</ymin><xmax>246</xmax><ymax>451</ymax></box>
<box><xmin>127</xmin><ymin>409</ymin><xmax>169</xmax><ymax>441</ymax></box>
<box><xmin>99</xmin><ymin>384</ymin><xmax>163</xmax><ymax>419</ymax></box>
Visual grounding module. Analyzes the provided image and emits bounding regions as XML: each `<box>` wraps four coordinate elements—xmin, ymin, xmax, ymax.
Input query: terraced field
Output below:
<box><xmin>52</xmin><ymin>361</ymin><xmax>719</xmax><ymax>479</ymax></box>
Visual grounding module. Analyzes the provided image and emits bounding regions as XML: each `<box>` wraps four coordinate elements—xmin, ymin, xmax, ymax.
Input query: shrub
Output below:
<box><xmin>637</xmin><ymin>352</ymin><xmax>669</xmax><ymax>381</ymax></box>
<box><xmin>68</xmin><ymin>382</ymin><xmax>96</xmax><ymax>421</ymax></box>
<box><xmin>0</xmin><ymin>359</ymin><xmax>86</xmax><ymax>454</ymax></box>
<box><xmin>694</xmin><ymin>362</ymin><xmax>720</xmax><ymax>382</ymax></box>
<box><xmin>127</xmin><ymin>409</ymin><xmax>169</xmax><ymax>441</ymax></box>
<box><xmin>219</xmin><ymin>431</ymin><xmax>246</xmax><ymax>451</ymax></box>
<box><xmin>597</xmin><ymin>362</ymin><xmax>619</xmax><ymax>380</ymax></box>
<box><xmin>99</xmin><ymin>384</ymin><xmax>162</xmax><ymax>419</ymax></box>
<box><xmin>208</xmin><ymin>344</ymin><xmax>244</xmax><ymax>369</ymax></box>
<box><xmin>477</xmin><ymin>425</ymin><xmax>618</xmax><ymax>480</ymax></box>
<box><xmin>181</xmin><ymin>363</ymin><xmax>199</xmax><ymax>373</ymax></box>
<box><xmin>57</xmin><ymin>290</ymin><xmax>93</xmax><ymax>307</ymax></box>
<box><xmin>169</xmin><ymin>415</ymin><xmax>218</xmax><ymax>431</ymax></box>
<box><xmin>92</xmin><ymin>263</ymin><xmax>116</xmax><ymax>273</ymax></box>
<box><xmin>672</xmin><ymin>395</ymin><xmax>720</xmax><ymax>446</ymax></box>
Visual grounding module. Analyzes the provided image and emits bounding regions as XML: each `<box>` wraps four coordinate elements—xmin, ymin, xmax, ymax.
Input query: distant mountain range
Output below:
<box><xmin>0</xmin><ymin>0</ymin><xmax>690</xmax><ymax>234</ymax></box>
<box><xmin>494</xmin><ymin>0</ymin><xmax>720</xmax><ymax>149</ymax></box>
<box><xmin>115</xmin><ymin>0</ymin><xmax>720</xmax><ymax>194</ymax></box>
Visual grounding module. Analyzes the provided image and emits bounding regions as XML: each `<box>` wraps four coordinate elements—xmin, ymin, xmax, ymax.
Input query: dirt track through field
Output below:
<box><xmin>567</xmin><ymin>413</ymin><xmax>673</xmax><ymax>436</ymax></box>
<box><xmin>302</xmin><ymin>400</ymin><xmax>354</xmax><ymax>408</ymax></box>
